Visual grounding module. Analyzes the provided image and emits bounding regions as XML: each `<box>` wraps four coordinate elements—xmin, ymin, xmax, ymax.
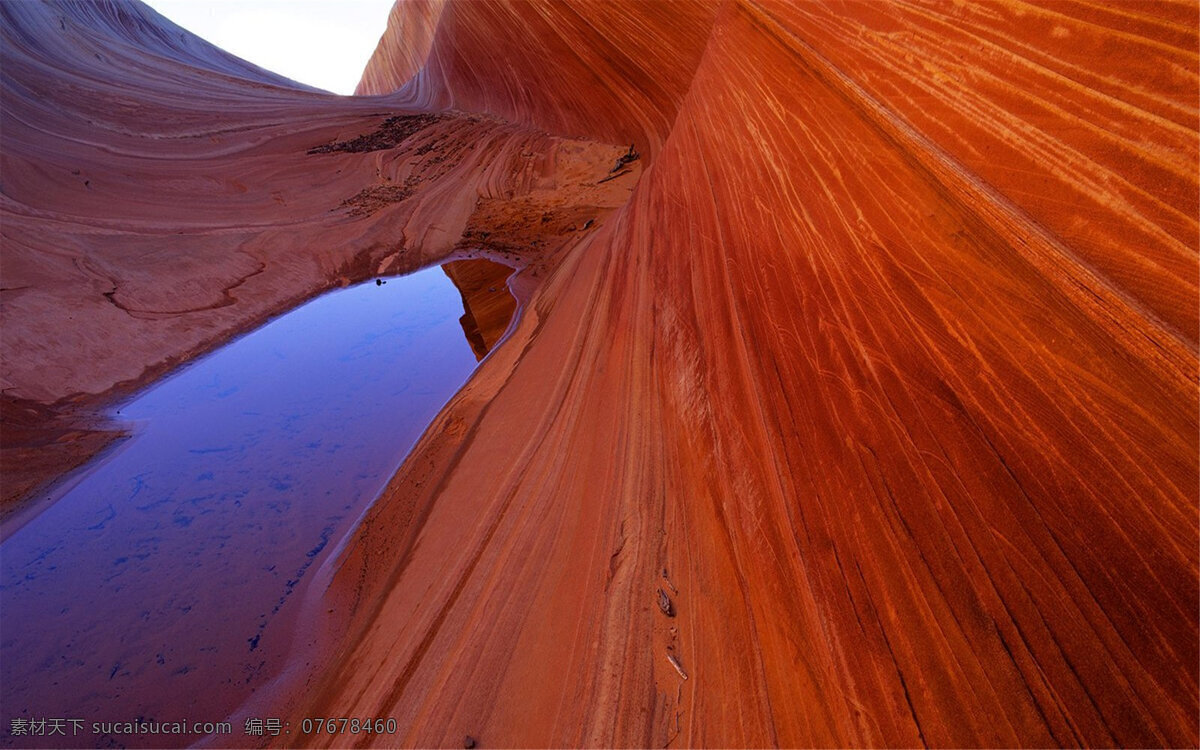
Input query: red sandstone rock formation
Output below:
<box><xmin>355</xmin><ymin>0</ymin><xmax>444</xmax><ymax>96</ymax></box>
<box><xmin>2</xmin><ymin>1</ymin><xmax>1197</xmax><ymax>747</ymax></box>
<box><xmin>357</xmin><ymin>0</ymin><xmax>722</xmax><ymax>157</ymax></box>
<box><xmin>0</xmin><ymin>1</ymin><xmax>635</xmax><ymax>512</ymax></box>
<box><xmin>289</xmin><ymin>2</ymin><xmax>1199</xmax><ymax>747</ymax></box>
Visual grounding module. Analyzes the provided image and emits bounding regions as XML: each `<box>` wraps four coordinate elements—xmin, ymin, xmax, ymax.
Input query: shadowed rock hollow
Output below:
<box><xmin>1</xmin><ymin>1</ymin><xmax>1197</xmax><ymax>748</ymax></box>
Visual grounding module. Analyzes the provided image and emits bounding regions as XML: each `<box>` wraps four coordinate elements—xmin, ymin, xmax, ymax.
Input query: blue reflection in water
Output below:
<box><xmin>0</xmin><ymin>264</ymin><xmax>505</xmax><ymax>745</ymax></box>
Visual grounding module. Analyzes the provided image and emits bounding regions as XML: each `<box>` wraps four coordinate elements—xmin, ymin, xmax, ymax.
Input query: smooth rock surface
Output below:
<box><xmin>289</xmin><ymin>2</ymin><xmax>1199</xmax><ymax>747</ymax></box>
<box><xmin>0</xmin><ymin>0</ymin><xmax>636</xmax><ymax>512</ymax></box>
<box><xmin>1</xmin><ymin>1</ymin><xmax>1196</xmax><ymax>748</ymax></box>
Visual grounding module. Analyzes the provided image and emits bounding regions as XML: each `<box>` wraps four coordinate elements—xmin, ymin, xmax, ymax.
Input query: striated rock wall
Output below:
<box><xmin>291</xmin><ymin>1</ymin><xmax>1198</xmax><ymax>747</ymax></box>
<box><xmin>358</xmin><ymin>0</ymin><xmax>723</xmax><ymax>158</ymax></box>
<box><xmin>0</xmin><ymin>0</ymin><xmax>637</xmax><ymax>511</ymax></box>
<box><xmin>355</xmin><ymin>0</ymin><xmax>446</xmax><ymax>96</ymax></box>
<box><xmin>1</xmin><ymin>0</ymin><xmax>1196</xmax><ymax>746</ymax></box>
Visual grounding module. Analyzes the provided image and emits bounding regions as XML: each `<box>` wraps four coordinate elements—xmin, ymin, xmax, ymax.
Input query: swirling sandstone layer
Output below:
<box><xmin>288</xmin><ymin>1</ymin><xmax>1198</xmax><ymax>748</ymax></box>
<box><xmin>354</xmin><ymin>0</ymin><xmax>445</xmax><ymax>97</ymax></box>
<box><xmin>0</xmin><ymin>1</ymin><xmax>636</xmax><ymax>514</ymax></box>
<box><xmin>1</xmin><ymin>0</ymin><xmax>1196</xmax><ymax>747</ymax></box>
<box><xmin>357</xmin><ymin>0</ymin><xmax>722</xmax><ymax>157</ymax></box>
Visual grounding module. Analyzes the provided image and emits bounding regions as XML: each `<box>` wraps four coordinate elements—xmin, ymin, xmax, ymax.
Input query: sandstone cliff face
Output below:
<box><xmin>296</xmin><ymin>1</ymin><xmax>1198</xmax><ymax>747</ymax></box>
<box><xmin>1</xmin><ymin>0</ymin><xmax>1196</xmax><ymax>747</ymax></box>
<box><xmin>357</xmin><ymin>0</ymin><xmax>722</xmax><ymax>157</ymax></box>
<box><xmin>0</xmin><ymin>1</ymin><xmax>636</xmax><ymax>508</ymax></box>
<box><xmin>355</xmin><ymin>0</ymin><xmax>445</xmax><ymax>96</ymax></box>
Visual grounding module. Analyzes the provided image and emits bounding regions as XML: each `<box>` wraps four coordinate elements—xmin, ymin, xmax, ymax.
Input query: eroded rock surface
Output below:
<box><xmin>0</xmin><ymin>1</ymin><xmax>637</xmax><ymax>513</ymax></box>
<box><xmin>288</xmin><ymin>2</ymin><xmax>1199</xmax><ymax>748</ymax></box>
<box><xmin>1</xmin><ymin>1</ymin><xmax>1197</xmax><ymax>748</ymax></box>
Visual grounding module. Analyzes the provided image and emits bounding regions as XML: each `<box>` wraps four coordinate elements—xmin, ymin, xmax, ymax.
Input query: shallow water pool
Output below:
<box><xmin>0</xmin><ymin>261</ymin><xmax>514</xmax><ymax>747</ymax></box>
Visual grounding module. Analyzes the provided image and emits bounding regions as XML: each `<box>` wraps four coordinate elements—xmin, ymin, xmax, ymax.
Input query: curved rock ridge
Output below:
<box><xmin>284</xmin><ymin>1</ymin><xmax>1196</xmax><ymax>747</ymax></box>
<box><xmin>0</xmin><ymin>0</ymin><xmax>1197</xmax><ymax>748</ymax></box>
<box><xmin>5</xmin><ymin>0</ymin><xmax>311</xmax><ymax>90</ymax></box>
<box><xmin>0</xmin><ymin>1</ymin><xmax>638</xmax><ymax>509</ymax></box>
<box><xmin>358</xmin><ymin>0</ymin><xmax>723</xmax><ymax>158</ymax></box>
<box><xmin>355</xmin><ymin>0</ymin><xmax>446</xmax><ymax>97</ymax></box>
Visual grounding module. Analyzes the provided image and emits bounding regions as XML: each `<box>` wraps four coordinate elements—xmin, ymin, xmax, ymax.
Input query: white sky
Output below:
<box><xmin>142</xmin><ymin>0</ymin><xmax>396</xmax><ymax>95</ymax></box>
